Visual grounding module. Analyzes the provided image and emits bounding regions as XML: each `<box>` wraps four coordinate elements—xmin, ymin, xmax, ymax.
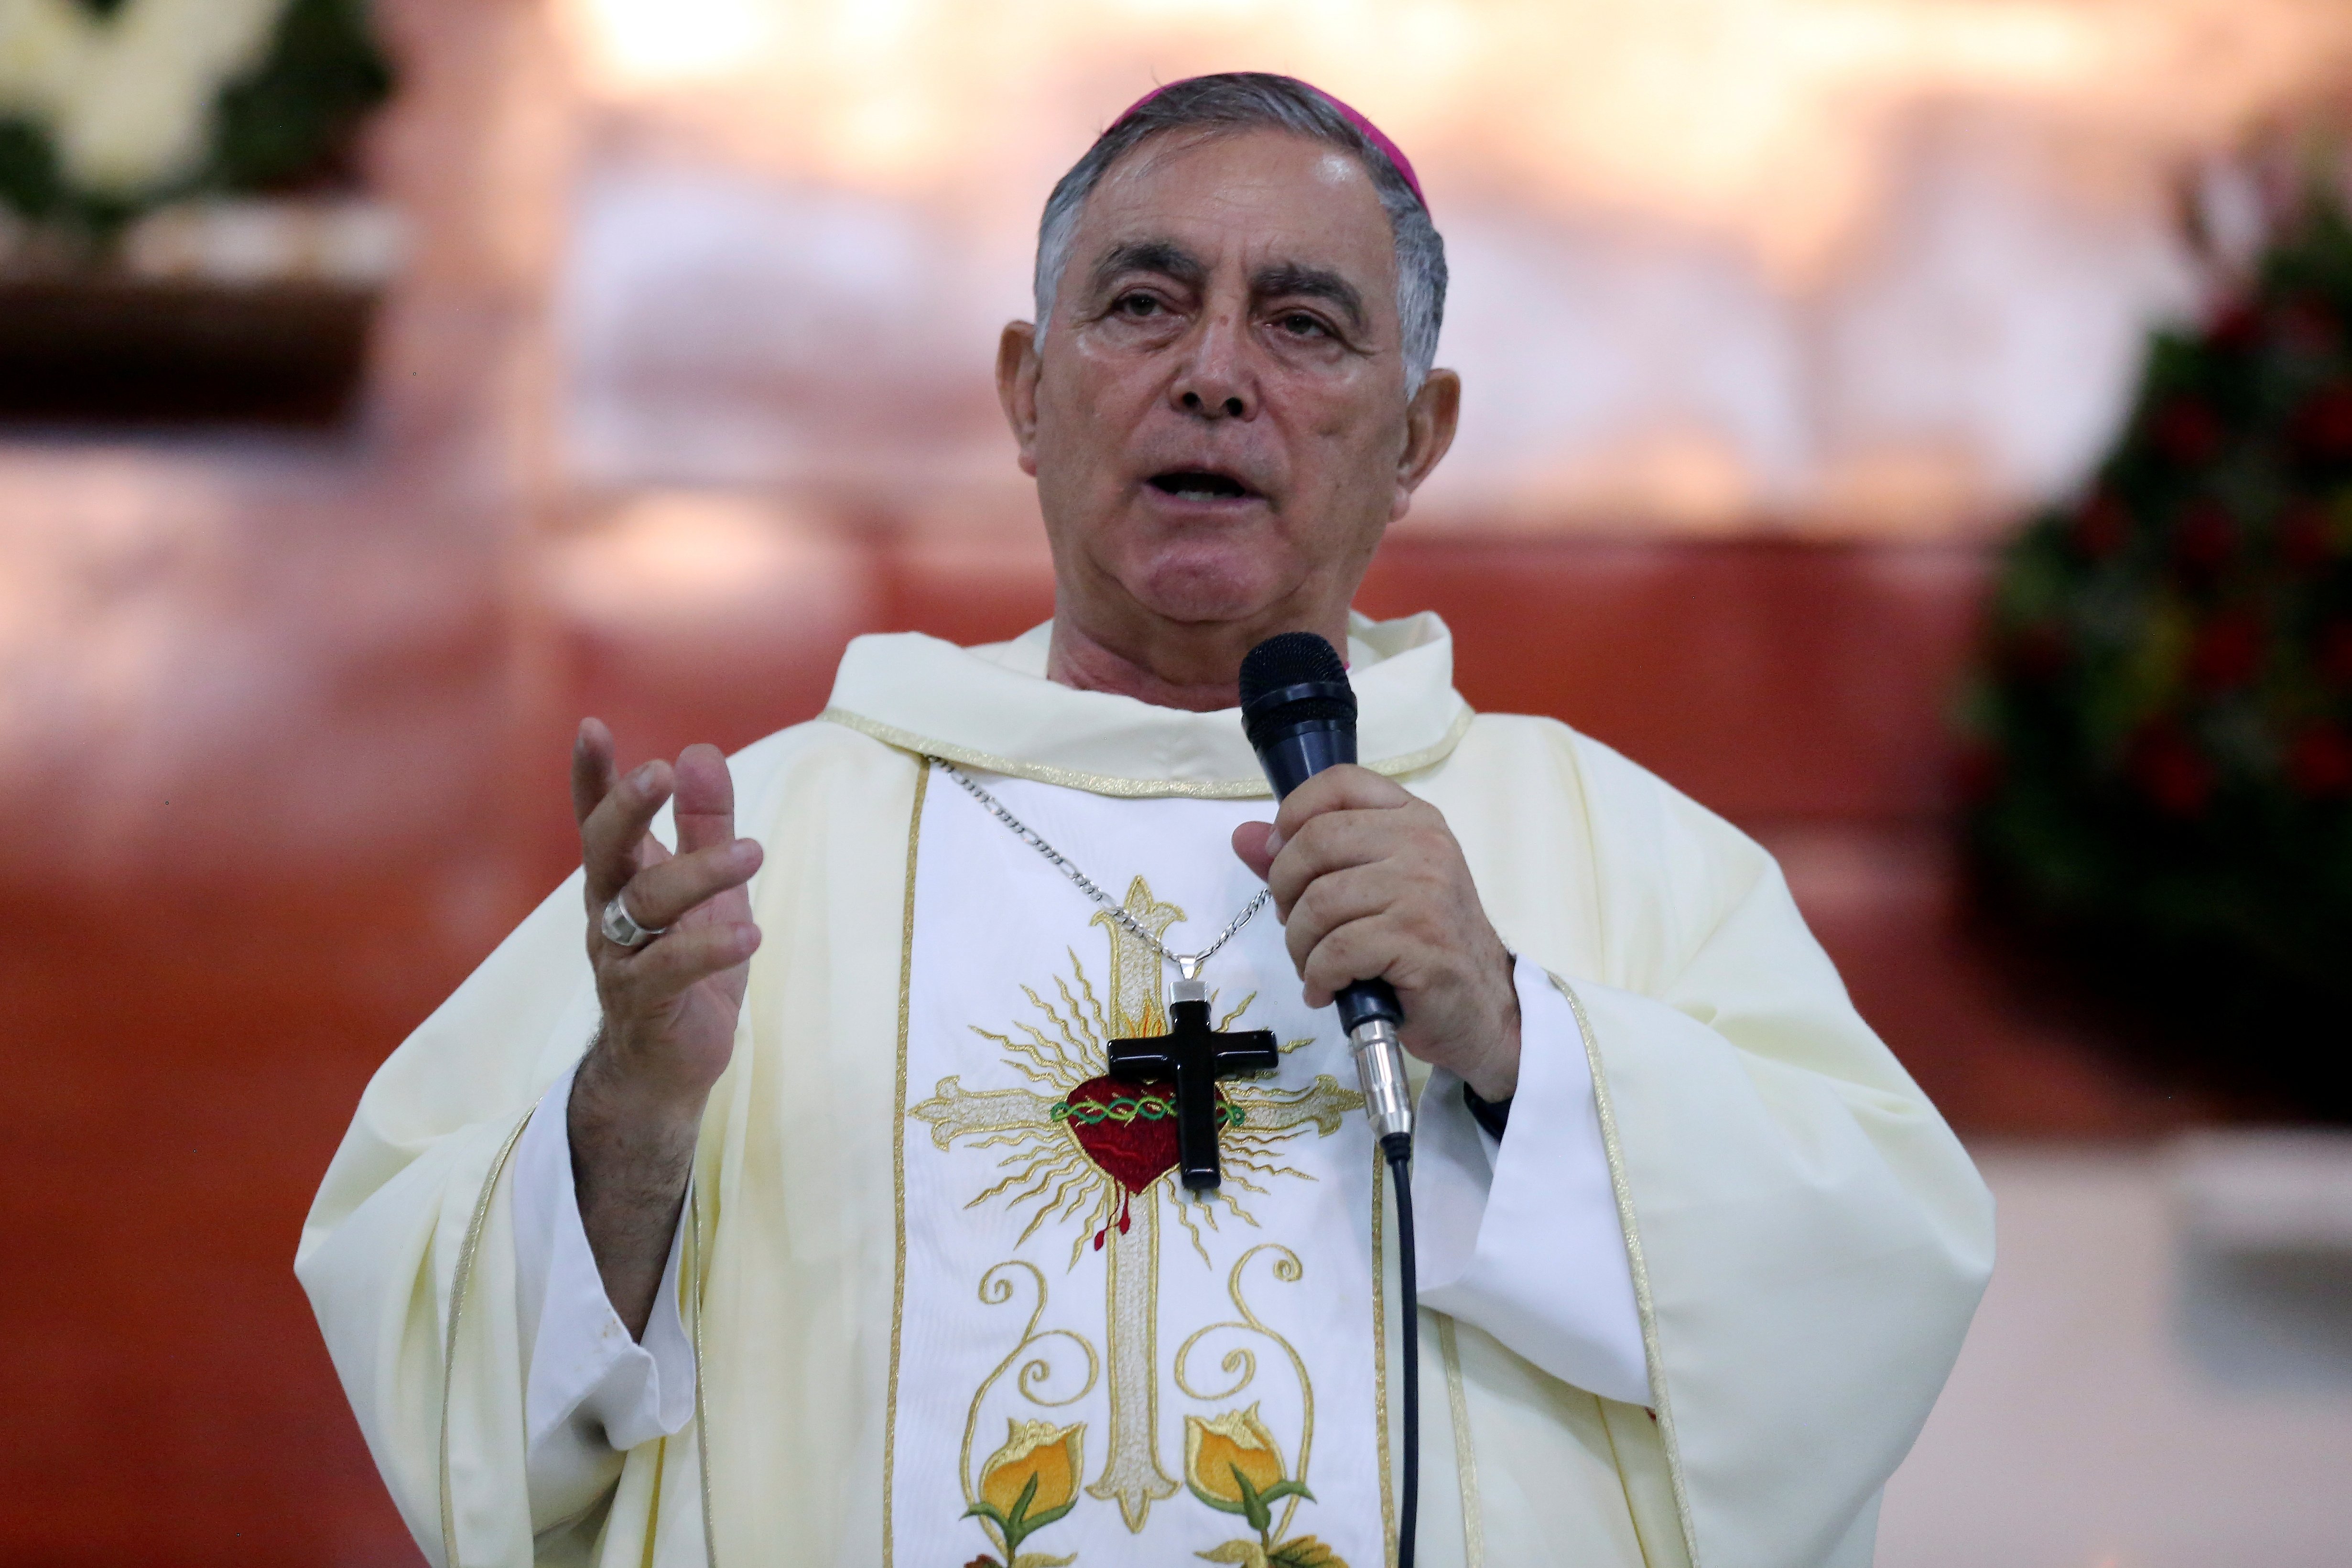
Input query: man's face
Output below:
<box><xmin>1000</xmin><ymin>128</ymin><xmax>1456</xmax><ymax>648</ymax></box>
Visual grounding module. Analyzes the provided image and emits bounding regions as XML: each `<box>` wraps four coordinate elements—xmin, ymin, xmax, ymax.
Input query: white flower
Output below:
<box><xmin>0</xmin><ymin>0</ymin><xmax>293</xmax><ymax>199</ymax></box>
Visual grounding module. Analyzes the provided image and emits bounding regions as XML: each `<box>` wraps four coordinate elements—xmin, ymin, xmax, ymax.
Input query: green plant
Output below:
<box><xmin>1967</xmin><ymin>182</ymin><xmax>2352</xmax><ymax>1114</ymax></box>
<box><xmin>0</xmin><ymin>0</ymin><xmax>391</xmax><ymax>236</ymax></box>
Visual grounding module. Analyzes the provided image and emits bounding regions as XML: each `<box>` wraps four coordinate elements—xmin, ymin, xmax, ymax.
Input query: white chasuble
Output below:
<box><xmin>899</xmin><ymin>776</ymin><xmax>1387</xmax><ymax>1568</ymax></box>
<box><xmin>298</xmin><ymin>611</ymin><xmax>1994</xmax><ymax>1568</ymax></box>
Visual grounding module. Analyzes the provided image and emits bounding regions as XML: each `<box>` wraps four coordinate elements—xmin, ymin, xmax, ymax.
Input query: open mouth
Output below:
<box><xmin>1149</xmin><ymin>470</ymin><xmax>1258</xmax><ymax>503</ymax></box>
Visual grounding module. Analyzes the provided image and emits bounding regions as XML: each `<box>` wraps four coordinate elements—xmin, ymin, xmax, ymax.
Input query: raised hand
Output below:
<box><xmin>1232</xmin><ymin>765</ymin><xmax>1521</xmax><ymax>1102</ymax></box>
<box><xmin>566</xmin><ymin>718</ymin><xmax>764</xmax><ymax>1334</ymax></box>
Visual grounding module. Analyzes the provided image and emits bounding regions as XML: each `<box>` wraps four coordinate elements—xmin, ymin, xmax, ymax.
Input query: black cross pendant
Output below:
<box><xmin>1108</xmin><ymin>980</ymin><xmax>1278</xmax><ymax>1191</ymax></box>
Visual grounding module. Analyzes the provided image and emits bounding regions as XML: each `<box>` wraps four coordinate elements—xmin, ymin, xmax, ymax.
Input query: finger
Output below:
<box><xmin>603</xmin><ymin>921</ymin><xmax>763</xmax><ymax>1005</ymax></box>
<box><xmin>582</xmin><ymin>758</ymin><xmax>673</xmax><ymax>905</ymax></box>
<box><xmin>571</xmin><ymin>718</ymin><xmax>618</xmax><ymax>828</ymax></box>
<box><xmin>1280</xmin><ymin>862</ymin><xmax>1398</xmax><ymax>976</ymax></box>
<box><xmin>1298</xmin><ymin>913</ymin><xmax>1402</xmax><ymax>1010</ymax></box>
<box><xmin>672</xmin><ymin>743</ymin><xmax>737</xmax><ymax>855</ymax></box>
<box><xmin>1265</xmin><ymin>807</ymin><xmax>1417</xmax><ymax>918</ymax></box>
<box><xmin>1232</xmin><ymin>821</ymin><xmax>1277</xmax><ymax>882</ymax></box>
<box><xmin>616</xmin><ymin>839</ymin><xmax>763</xmax><ymax>932</ymax></box>
<box><xmin>1268</xmin><ymin>765</ymin><xmax>1411</xmax><ymax>855</ymax></box>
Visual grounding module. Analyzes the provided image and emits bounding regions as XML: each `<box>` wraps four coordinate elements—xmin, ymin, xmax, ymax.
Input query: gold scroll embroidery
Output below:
<box><xmin>1177</xmin><ymin>1245</ymin><xmax>1348</xmax><ymax>1565</ymax></box>
<box><xmin>959</xmin><ymin>1261</ymin><xmax>1097</xmax><ymax>1567</ymax></box>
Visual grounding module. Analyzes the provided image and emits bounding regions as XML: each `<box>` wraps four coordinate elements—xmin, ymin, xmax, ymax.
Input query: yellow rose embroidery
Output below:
<box><xmin>966</xmin><ymin>1418</ymin><xmax>1083</xmax><ymax>1568</ymax></box>
<box><xmin>1185</xmin><ymin>1406</ymin><xmax>1290</xmax><ymax>1514</ymax></box>
<box><xmin>1184</xmin><ymin>1405</ymin><xmax>1342</xmax><ymax>1565</ymax></box>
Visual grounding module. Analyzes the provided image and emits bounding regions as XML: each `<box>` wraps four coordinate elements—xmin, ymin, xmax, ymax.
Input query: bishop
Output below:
<box><xmin>299</xmin><ymin>73</ymin><xmax>1992</xmax><ymax>1568</ymax></box>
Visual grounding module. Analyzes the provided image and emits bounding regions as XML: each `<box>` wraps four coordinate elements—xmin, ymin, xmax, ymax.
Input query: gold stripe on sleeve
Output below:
<box><xmin>437</xmin><ymin>1106</ymin><xmax>535</xmax><ymax>1568</ymax></box>
<box><xmin>1551</xmin><ymin>971</ymin><xmax>1701</xmax><ymax>1568</ymax></box>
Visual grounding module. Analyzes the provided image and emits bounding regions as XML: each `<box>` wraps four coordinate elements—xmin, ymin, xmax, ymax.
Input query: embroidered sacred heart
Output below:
<box><xmin>1059</xmin><ymin>1074</ymin><xmax>1229</xmax><ymax>1198</ymax></box>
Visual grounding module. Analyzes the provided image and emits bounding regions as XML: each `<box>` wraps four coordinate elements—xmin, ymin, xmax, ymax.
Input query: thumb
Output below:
<box><xmin>671</xmin><ymin>743</ymin><xmax>737</xmax><ymax>853</ymax></box>
<box><xmin>1231</xmin><ymin>821</ymin><xmax>1277</xmax><ymax>883</ymax></box>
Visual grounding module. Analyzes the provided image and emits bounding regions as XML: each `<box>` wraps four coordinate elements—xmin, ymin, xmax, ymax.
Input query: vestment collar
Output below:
<box><xmin>821</xmin><ymin>610</ymin><xmax>1472</xmax><ymax>798</ymax></box>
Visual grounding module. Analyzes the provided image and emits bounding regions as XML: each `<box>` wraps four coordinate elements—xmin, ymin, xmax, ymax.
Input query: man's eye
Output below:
<box><xmin>1276</xmin><ymin>312</ymin><xmax>1328</xmax><ymax>338</ymax></box>
<box><xmin>1116</xmin><ymin>293</ymin><xmax>1162</xmax><ymax>318</ymax></box>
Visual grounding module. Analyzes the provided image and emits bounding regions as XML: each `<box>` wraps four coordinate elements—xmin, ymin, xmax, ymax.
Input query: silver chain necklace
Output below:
<box><xmin>932</xmin><ymin>757</ymin><xmax>1269</xmax><ymax>981</ymax></box>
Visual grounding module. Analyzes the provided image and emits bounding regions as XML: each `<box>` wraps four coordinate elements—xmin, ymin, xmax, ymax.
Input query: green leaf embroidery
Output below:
<box><xmin>1232</xmin><ymin>1465</ymin><xmax>1272</xmax><ymax>1536</ymax></box>
<box><xmin>1021</xmin><ymin>1498</ymin><xmax>1077</xmax><ymax>1534</ymax></box>
<box><xmin>1187</xmin><ymin>1475</ymin><xmax>1248</xmax><ymax>1516</ymax></box>
<box><xmin>1008</xmin><ymin>1472</ymin><xmax>1041</xmax><ymax>1531</ymax></box>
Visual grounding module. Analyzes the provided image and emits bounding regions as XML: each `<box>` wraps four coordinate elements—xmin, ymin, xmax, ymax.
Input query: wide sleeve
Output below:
<box><xmin>1411</xmin><ymin>954</ymin><xmax>1651</xmax><ymax>1407</ymax></box>
<box><xmin>511</xmin><ymin>1064</ymin><xmax>697</xmax><ymax>1534</ymax></box>
<box><xmin>293</xmin><ymin>865</ymin><xmax>607</xmax><ymax>1568</ymax></box>
<box><xmin>1561</xmin><ymin>736</ymin><xmax>1995</xmax><ymax>1568</ymax></box>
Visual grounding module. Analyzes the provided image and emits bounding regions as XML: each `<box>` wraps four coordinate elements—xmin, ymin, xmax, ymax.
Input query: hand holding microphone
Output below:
<box><xmin>1232</xmin><ymin>633</ymin><xmax>1523</xmax><ymax>1111</ymax></box>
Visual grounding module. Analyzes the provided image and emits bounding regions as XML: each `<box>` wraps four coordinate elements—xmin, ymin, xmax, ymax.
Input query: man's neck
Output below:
<box><xmin>1044</xmin><ymin>605</ymin><xmax>1351</xmax><ymax>712</ymax></box>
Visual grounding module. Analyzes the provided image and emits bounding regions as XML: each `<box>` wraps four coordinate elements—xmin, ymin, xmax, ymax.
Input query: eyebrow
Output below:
<box><xmin>1085</xmin><ymin>243</ymin><xmax>1370</xmax><ymax>335</ymax></box>
<box><xmin>1252</xmin><ymin>262</ymin><xmax>1366</xmax><ymax>333</ymax></box>
<box><xmin>1087</xmin><ymin>239</ymin><xmax>1206</xmax><ymax>299</ymax></box>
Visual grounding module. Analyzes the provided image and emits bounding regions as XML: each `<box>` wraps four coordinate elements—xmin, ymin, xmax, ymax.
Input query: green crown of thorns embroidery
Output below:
<box><xmin>1051</xmin><ymin>1094</ymin><xmax>1247</xmax><ymax>1129</ymax></box>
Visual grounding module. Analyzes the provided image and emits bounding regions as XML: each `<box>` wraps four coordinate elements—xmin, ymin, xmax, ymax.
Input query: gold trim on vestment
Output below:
<box><xmin>689</xmin><ymin>1179</ymin><xmax>716</xmax><ymax>1568</ymax></box>
<box><xmin>640</xmin><ymin>1436</ymin><xmax>666</xmax><ymax>1568</ymax></box>
<box><xmin>1438</xmin><ymin>1314</ymin><xmax>1484</xmax><ymax>1568</ymax></box>
<box><xmin>1597</xmin><ymin>1397</ymin><xmax>1657</xmax><ymax>1568</ymax></box>
<box><xmin>437</xmin><ymin>1106</ymin><xmax>533</xmax><ymax>1568</ymax></box>
<box><xmin>817</xmin><ymin>705</ymin><xmax>1474</xmax><ymax>799</ymax></box>
<box><xmin>1550</xmin><ymin>971</ymin><xmax>1701</xmax><ymax>1568</ymax></box>
<box><xmin>883</xmin><ymin>757</ymin><xmax>928</xmax><ymax>1567</ymax></box>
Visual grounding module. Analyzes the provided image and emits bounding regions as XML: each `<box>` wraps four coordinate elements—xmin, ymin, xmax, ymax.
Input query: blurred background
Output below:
<box><xmin>4</xmin><ymin>0</ymin><xmax>2352</xmax><ymax>1562</ymax></box>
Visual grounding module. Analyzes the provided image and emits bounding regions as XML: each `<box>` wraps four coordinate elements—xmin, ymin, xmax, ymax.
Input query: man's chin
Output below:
<box><xmin>1123</xmin><ymin>557</ymin><xmax>1297</xmax><ymax>629</ymax></box>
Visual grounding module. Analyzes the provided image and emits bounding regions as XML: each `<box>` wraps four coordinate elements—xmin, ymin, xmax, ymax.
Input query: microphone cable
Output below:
<box><xmin>1385</xmin><ymin>1131</ymin><xmax>1419</xmax><ymax>1568</ymax></box>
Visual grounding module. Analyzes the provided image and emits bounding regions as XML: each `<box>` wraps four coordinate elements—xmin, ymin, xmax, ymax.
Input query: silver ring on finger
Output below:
<box><xmin>600</xmin><ymin>893</ymin><xmax>667</xmax><ymax>949</ymax></box>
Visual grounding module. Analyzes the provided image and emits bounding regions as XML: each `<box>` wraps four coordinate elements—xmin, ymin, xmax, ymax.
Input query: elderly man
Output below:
<box><xmin>301</xmin><ymin>74</ymin><xmax>1990</xmax><ymax>1568</ymax></box>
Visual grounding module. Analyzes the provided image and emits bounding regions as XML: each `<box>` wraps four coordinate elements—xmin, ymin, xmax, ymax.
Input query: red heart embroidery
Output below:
<box><xmin>1062</xmin><ymin>1075</ymin><xmax>1184</xmax><ymax>1198</ymax></box>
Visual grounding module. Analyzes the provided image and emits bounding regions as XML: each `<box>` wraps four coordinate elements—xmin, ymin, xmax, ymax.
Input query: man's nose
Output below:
<box><xmin>1181</xmin><ymin>389</ymin><xmax>1248</xmax><ymax>419</ymax></box>
<box><xmin>1170</xmin><ymin>312</ymin><xmax>1257</xmax><ymax>421</ymax></box>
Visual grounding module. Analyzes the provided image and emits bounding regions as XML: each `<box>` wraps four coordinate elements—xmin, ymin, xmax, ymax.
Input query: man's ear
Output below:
<box><xmin>1389</xmin><ymin>368</ymin><xmax>1461</xmax><ymax>522</ymax></box>
<box><xmin>997</xmin><ymin>320</ymin><xmax>1043</xmax><ymax>477</ymax></box>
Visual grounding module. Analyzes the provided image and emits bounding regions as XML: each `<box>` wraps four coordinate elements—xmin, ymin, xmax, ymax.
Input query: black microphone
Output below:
<box><xmin>1238</xmin><ymin>632</ymin><xmax>1412</xmax><ymax>1147</ymax></box>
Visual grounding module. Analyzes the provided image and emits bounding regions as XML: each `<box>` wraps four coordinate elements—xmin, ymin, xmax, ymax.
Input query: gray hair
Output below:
<box><xmin>1032</xmin><ymin>73</ymin><xmax>1447</xmax><ymax>395</ymax></box>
